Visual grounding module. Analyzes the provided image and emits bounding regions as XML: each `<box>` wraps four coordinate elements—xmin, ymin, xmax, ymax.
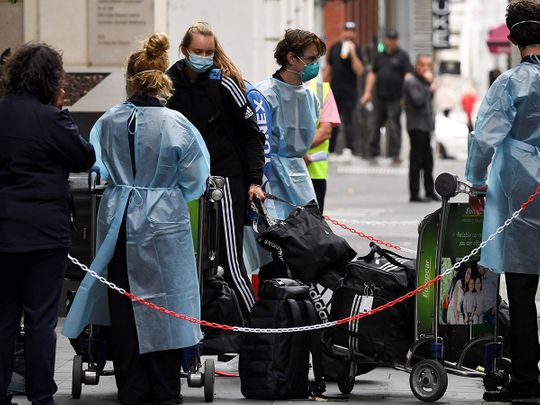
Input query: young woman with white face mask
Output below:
<box><xmin>167</xmin><ymin>22</ymin><xmax>265</xmax><ymax>321</ymax></box>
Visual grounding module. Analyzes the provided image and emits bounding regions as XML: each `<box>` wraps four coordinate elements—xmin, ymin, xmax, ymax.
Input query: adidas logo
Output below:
<box><xmin>244</xmin><ymin>106</ymin><xmax>254</xmax><ymax>119</ymax></box>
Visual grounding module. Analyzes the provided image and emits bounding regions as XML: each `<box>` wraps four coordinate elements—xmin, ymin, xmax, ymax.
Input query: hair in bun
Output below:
<box><xmin>126</xmin><ymin>32</ymin><xmax>172</xmax><ymax>100</ymax></box>
<box><xmin>144</xmin><ymin>32</ymin><xmax>170</xmax><ymax>58</ymax></box>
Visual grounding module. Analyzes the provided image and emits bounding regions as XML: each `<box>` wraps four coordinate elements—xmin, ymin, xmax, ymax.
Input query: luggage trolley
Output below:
<box><xmin>69</xmin><ymin>171</ymin><xmax>223</xmax><ymax>402</ymax></box>
<box><xmin>404</xmin><ymin>172</ymin><xmax>510</xmax><ymax>402</ymax></box>
<box><xmin>329</xmin><ymin>173</ymin><xmax>510</xmax><ymax>402</ymax></box>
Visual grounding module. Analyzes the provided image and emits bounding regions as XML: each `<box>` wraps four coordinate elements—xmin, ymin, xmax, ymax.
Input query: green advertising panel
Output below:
<box><xmin>416</xmin><ymin>203</ymin><xmax>486</xmax><ymax>339</ymax></box>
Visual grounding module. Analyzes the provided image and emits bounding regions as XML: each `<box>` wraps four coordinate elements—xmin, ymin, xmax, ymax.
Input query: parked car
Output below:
<box><xmin>434</xmin><ymin>113</ymin><xmax>469</xmax><ymax>160</ymax></box>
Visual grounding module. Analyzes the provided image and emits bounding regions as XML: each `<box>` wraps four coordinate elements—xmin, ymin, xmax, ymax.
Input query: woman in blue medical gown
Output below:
<box><xmin>63</xmin><ymin>33</ymin><xmax>210</xmax><ymax>404</ymax></box>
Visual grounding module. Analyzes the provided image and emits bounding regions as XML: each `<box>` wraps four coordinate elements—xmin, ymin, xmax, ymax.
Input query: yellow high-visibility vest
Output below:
<box><xmin>307</xmin><ymin>80</ymin><xmax>331</xmax><ymax>180</ymax></box>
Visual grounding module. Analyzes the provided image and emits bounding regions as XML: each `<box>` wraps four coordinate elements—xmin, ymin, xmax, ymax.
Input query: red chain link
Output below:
<box><xmin>124</xmin><ymin>292</ymin><xmax>234</xmax><ymax>331</ymax></box>
<box><xmin>323</xmin><ymin>215</ymin><xmax>404</xmax><ymax>251</ymax></box>
<box><xmin>521</xmin><ymin>186</ymin><xmax>540</xmax><ymax>210</ymax></box>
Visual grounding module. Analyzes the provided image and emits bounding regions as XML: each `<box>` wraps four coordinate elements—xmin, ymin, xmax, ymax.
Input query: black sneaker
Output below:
<box><xmin>483</xmin><ymin>383</ymin><xmax>540</xmax><ymax>402</ymax></box>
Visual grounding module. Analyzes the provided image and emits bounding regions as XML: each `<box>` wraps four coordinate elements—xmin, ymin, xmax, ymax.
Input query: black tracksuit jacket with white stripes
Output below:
<box><xmin>166</xmin><ymin>60</ymin><xmax>264</xmax><ymax>185</ymax></box>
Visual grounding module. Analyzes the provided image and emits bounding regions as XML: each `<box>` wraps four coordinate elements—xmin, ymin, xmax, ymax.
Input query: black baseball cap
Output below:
<box><xmin>385</xmin><ymin>29</ymin><xmax>399</xmax><ymax>39</ymax></box>
<box><xmin>344</xmin><ymin>21</ymin><xmax>357</xmax><ymax>31</ymax></box>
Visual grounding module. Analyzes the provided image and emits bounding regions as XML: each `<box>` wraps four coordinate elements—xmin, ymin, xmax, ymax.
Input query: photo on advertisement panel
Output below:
<box><xmin>440</xmin><ymin>259</ymin><xmax>498</xmax><ymax>326</ymax></box>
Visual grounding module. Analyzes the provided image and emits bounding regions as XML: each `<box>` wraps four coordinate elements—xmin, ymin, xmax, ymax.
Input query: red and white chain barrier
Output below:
<box><xmin>68</xmin><ymin>186</ymin><xmax>540</xmax><ymax>334</ymax></box>
<box><xmin>324</xmin><ymin>215</ymin><xmax>417</xmax><ymax>255</ymax></box>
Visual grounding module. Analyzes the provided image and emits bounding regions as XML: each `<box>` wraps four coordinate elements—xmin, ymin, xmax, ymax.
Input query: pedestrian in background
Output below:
<box><xmin>466</xmin><ymin>0</ymin><xmax>540</xmax><ymax>401</ymax></box>
<box><xmin>461</xmin><ymin>82</ymin><xmax>477</xmax><ymax>132</ymax></box>
<box><xmin>256</xmin><ymin>28</ymin><xmax>326</xmax><ymax>280</ymax></box>
<box><xmin>325</xmin><ymin>21</ymin><xmax>364</xmax><ymax>160</ymax></box>
<box><xmin>305</xmin><ymin>80</ymin><xmax>341</xmax><ymax>213</ymax></box>
<box><xmin>0</xmin><ymin>43</ymin><xmax>95</xmax><ymax>405</ymax></box>
<box><xmin>167</xmin><ymin>21</ymin><xmax>265</xmax><ymax>319</ymax></box>
<box><xmin>361</xmin><ymin>30</ymin><xmax>412</xmax><ymax>165</ymax></box>
<box><xmin>63</xmin><ymin>33</ymin><xmax>210</xmax><ymax>405</ymax></box>
<box><xmin>403</xmin><ymin>54</ymin><xmax>440</xmax><ymax>202</ymax></box>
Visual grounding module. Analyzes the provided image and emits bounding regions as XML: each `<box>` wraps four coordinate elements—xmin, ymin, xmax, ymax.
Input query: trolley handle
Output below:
<box><xmin>435</xmin><ymin>172</ymin><xmax>485</xmax><ymax>199</ymax></box>
<box><xmin>88</xmin><ymin>166</ymin><xmax>102</xmax><ymax>194</ymax></box>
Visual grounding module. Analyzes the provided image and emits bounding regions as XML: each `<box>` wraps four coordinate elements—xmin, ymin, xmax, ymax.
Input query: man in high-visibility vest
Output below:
<box><xmin>304</xmin><ymin>80</ymin><xmax>341</xmax><ymax>212</ymax></box>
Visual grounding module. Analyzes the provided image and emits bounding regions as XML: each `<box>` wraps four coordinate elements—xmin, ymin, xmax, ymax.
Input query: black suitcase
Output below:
<box><xmin>66</xmin><ymin>173</ymin><xmax>98</xmax><ymax>281</ymax></box>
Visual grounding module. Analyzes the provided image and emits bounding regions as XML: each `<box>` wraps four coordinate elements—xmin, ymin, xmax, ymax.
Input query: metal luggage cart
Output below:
<box><xmin>69</xmin><ymin>172</ymin><xmax>224</xmax><ymax>402</ymax></box>
<box><xmin>328</xmin><ymin>172</ymin><xmax>511</xmax><ymax>402</ymax></box>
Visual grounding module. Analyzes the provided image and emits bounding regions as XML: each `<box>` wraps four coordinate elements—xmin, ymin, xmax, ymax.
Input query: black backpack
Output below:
<box><xmin>330</xmin><ymin>243</ymin><xmax>416</xmax><ymax>363</ymax></box>
<box><xmin>239</xmin><ymin>278</ymin><xmax>324</xmax><ymax>399</ymax></box>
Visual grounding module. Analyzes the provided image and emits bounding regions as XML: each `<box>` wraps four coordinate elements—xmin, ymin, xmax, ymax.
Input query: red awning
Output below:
<box><xmin>487</xmin><ymin>23</ymin><xmax>510</xmax><ymax>54</ymax></box>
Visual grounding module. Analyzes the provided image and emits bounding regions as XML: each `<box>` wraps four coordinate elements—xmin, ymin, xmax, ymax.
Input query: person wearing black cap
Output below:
<box><xmin>325</xmin><ymin>21</ymin><xmax>364</xmax><ymax>159</ymax></box>
<box><xmin>360</xmin><ymin>30</ymin><xmax>412</xmax><ymax>165</ymax></box>
<box><xmin>466</xmin><ymin>1</ymin><xmax>540</xmax><ymax>401</ymax></box>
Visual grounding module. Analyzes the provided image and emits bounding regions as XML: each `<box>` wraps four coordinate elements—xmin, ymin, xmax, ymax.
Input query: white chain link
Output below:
<box><xmin>67</xmin><ymin>255</ymin><xmax>127</xmax><ymax>295</ymax></box>
<box><xmin>439</xmin><ymin>207</ymin><xmax>523</xmax><ymax>278</ymax></box>
<box><xmin>68</xmin><ymin>206</ymin><xmax>523</xmax><ymax>334</ymax></box>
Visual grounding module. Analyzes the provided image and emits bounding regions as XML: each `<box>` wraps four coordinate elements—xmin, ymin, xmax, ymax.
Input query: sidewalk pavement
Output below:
<box><xmin>10</xmin><ymin>321</ymin><xmax>498</xmax><ymax>405</ymax></box>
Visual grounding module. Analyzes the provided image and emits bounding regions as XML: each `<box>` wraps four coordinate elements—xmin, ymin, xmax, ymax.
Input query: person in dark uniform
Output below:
<box><xmin>167</xmin><ymin>21</ymin><xmax>265</xmax><ymax>319</ymax></box>
<box><xmin>0</xmin><ymin>43</ymin><xmax>95</xmax><ymax>405</ymax></box>
<box><xmin>403</xmin><ymin>54</ymin><xmax>440</xmax><ymax>202</ymax></box>
<box><xmin>361</xmin><ymin>30</ymin><xmax>412</xmax><ymax>164</ymax></box>
<box><xmin>325</xmin><ymin>21</ymin><xmax>364</xmax><ymax>158</ymax></box>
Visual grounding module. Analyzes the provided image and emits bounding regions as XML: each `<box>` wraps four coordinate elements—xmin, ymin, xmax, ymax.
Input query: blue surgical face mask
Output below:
<box><xmin>187</xmin><ymin>53</ymin><xmax>214</xmax><ymax>73</ymax></box>
<box><xmin>296</xmin><ymin>55</ymin><xmax>320</xmax><ymax>82</ymax></box>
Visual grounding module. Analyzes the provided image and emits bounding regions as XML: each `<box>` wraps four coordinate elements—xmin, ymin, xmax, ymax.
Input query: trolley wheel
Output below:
<box><xmin>409</xmin><ymin>359</ymin><xmax>448</xmax><ymax>402</ymax></box>
<box><xmin>71</xmin><ymin>355</ymin><xmax>83</xmax><ymax>399</ymax></box>
<box><xmin>203</xmin><ymin>358</ymin><xmax>215</xmax><ymax>402</ymax></box>
<box><xmin>484</xmin><ymin>358</ymin><xmax>512</xmax><ymax>391</ymax></box>
<box><xmin>337</xmin><ymin>361</ymin><xmax>356</xmax><ymax>395</ymax></box>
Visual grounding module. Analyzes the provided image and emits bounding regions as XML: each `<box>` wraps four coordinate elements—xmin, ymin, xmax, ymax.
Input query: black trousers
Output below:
<box><xmin>408</xmin><ymin>130</ymin><xmax>435</xmax><ymax>198</ymax></box>
<box><xmin>369</xmin><ymin>98</ymin><xmax>402</xmax><ymax>158</ymax></box>
<box><xmin>107</xmin><ymin>223</ymin><xmax>181</xmax><ymax>404</ymax></box>
<box><xmin>330</xmin><ymin>97</ymin><xmax>355</xmax><ymax>153</ymax></box>
<box><xmin>505</xmin><ymin>272</ymin><xmax>540</xmax><ymax>390</ymax></box>
<box><xmin>0</xmin><ymin>248</ymin><xmax>68</xmax><ymax>405</ymax></box>
<box><xmin>219</xmin><ymin>176</ymin><xmax>255</xmax><ymax>318</ymax></box>
<box><xmin>312</xmin><ymin>179</ymin><xmax>327</xmax><ymax>214</ymax></box>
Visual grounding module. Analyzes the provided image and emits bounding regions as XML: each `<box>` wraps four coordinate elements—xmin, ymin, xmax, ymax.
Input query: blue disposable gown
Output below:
<box><xmin>256</xmin><ymin>78</ymin><xmax>320</xmax><ymax>219</ymax></box>
<box><xmin>62</xmin><ymin>102</ymin><xmax>210</xmax><ymax>353</ymax></box>
<box><xmin>465</xmin><ymin>60</ymin><xmax>540</xmax><ymax>275</ymax></box>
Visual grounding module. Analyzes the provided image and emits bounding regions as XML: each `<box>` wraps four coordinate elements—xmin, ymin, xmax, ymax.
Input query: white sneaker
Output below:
<box><xmin>341</xmin><ymin>148</ymin><xmax>353</xmax><ymax>163</ymax></box>
<box><xmin>215</xmin><ymin>355</ymin><xmax>239</xmax><ymax>374</ymax></box>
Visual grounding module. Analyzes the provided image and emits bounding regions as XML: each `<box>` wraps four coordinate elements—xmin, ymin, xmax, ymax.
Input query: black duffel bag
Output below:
<box><xmin>253</xmin><ymin>198</ymin><xmax>356</xmax><ymax>283</ymax></box>
<box><xmin>330</xmin><ymin>242</ymin><xmax>416</xmax><ymax>363</ymax></box>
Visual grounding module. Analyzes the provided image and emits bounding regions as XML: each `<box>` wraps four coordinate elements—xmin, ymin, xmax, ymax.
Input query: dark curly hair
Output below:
<box><xmin>506</xmin><ymin>0</ymin><xmax>540</xmax><ymax>48</ymax></box>
<box><xmin>274</xmin><ymin>29</ymin><xmax>326</xmax><ymax>67</ymax></box>
<box><xmin>5</xmin><ymin>42</ymin><xmax>64</xmax><ymax>104</ymax></box>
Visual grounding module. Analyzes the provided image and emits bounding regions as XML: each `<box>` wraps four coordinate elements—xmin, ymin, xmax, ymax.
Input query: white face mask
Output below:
<box><xmin>187</xmin><ymin>53</ymin><xmax>214</xmax><ymax>73</ymax></box>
